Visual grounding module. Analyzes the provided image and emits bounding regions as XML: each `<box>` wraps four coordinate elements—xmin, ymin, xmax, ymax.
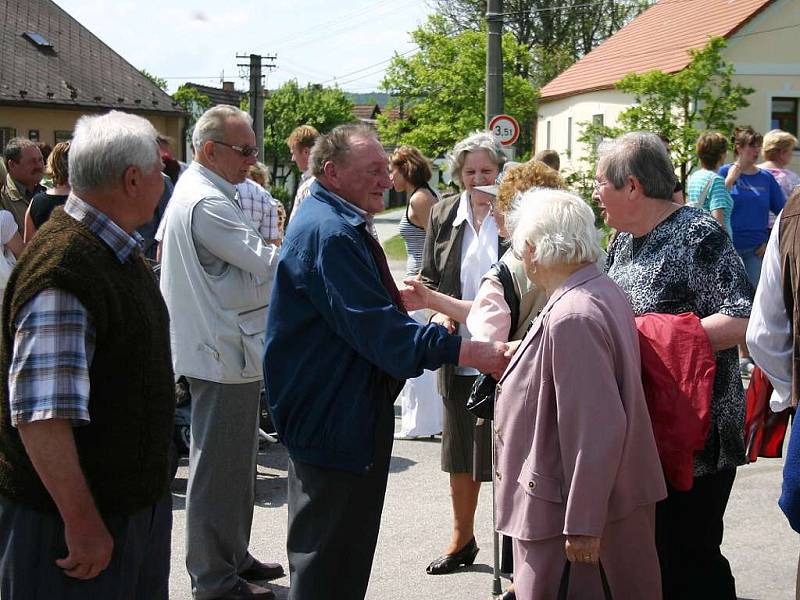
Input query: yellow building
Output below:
<box><xmin>536</xmin><ymin>0</ymin><xmax>800</xmax><ymax>173</ymax></box>
<box><xmin>0</xmin><ymin>0</ymin><xmax>185</xmax><ymax>154</ymax></box>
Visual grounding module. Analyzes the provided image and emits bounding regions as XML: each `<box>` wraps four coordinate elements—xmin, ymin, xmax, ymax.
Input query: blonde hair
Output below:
<box><xmin>286</xmin><ymin>125</ymin><xmax>319</xmax><ymax>150</ymax></box>
<box><xmin>248</xmin><ymin>162</ymin><xmax>271</xmax><ymax>187</ymax></box>
<box><xmin>496</xmin><ymin>160</ymin><xmax>563</xmax><ymax>215</ymax></box>
<box><xmin>763</xmin><ymin>129</ymin><xmax>798</xmax><ymax>162</ymax></box>
<box><xmin>47</xmin><ymin>141</ymin><xmax>70</xmax><ymax>187</ymax></box>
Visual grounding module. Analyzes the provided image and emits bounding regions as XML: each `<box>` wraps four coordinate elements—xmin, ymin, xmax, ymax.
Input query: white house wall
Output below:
<box><xmin>536</xmin><ymin>0</ymin><xmax>800</xmax><ymax>174</ymax></box>
<box><xmin>535</xmin><ymin>89</ymin><xmax>632</xmax><ymax>174</ymax></box>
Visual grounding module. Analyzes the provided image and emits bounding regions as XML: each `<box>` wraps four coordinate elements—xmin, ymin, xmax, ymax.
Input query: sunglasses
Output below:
<box><xmin>213</xmin><ymin>140</ymin><xmax>259</xmax><ymax>158</ymax></box>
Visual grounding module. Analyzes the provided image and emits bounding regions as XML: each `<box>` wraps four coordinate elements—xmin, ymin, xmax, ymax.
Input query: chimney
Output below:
<box><xmin>222</xmin><ymin>81</ymin><xmax>235</xmax><ymax>92</ymax></box>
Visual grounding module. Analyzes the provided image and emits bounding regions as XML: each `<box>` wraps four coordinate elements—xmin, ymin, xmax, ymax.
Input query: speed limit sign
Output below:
<box><xmin>488</xmin><ymin>114</ymin><xmax>520</xmax><ymax>146</ymax></box>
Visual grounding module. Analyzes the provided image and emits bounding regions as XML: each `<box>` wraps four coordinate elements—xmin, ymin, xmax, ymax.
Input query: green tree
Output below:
<box><xmin>579</xmin><ymin>36</ymin><xmax>753</xmax><ymax>186</ymax></box>
<box><xmin>377</xmin><ymin>16</ymin><xmax>538</xmax><ymax>158</ymax></box>
<box><xmin>140</xmin><ymin>69</ymin><xmax>168</xmax><ymax>91</ymax></box>
<box><xmin>171</xmin><ymin>85</ymin><xmax>213</xmax><ymax>143</ymax></box>
<box><xmin>262</xmin><ymin>81</ymin><xmax>354</xmax><ymax>185</ymax></box>
<box><xmin>431</xmin><ymin>0</ymin><xmax>649</xmax><ymax>86</ymax></box>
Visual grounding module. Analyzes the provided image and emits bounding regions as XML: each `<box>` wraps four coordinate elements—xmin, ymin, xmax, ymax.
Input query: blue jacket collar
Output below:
<box><xmin>311</xmin><ymin>180</ymin><xmax>369</xmax><ymax>229</ymax></box>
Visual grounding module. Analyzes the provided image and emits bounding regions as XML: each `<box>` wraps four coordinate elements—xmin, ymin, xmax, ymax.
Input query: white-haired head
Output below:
<box><xmin>192</xmin><ymin>104</ymin><xmax>252</xmax><ymax>153</ymax></box>
<box><xmin>69</xmin><ymin>111</ymin><xmax>161</xmax><ymax>195</ymax></box>
<box><xmin>509</xmin><ymin>189</ymin><xmax>601</xmax><ymax>267</ymax></box>
<box><xmin>447</xmin><ymin>131</ymin><xmax>505</xmax><ymax>189</ymax></box>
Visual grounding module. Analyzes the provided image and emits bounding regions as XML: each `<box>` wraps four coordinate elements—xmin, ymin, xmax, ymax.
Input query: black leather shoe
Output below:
<box><xmin>239</xmin><ymin>559</ymin><xmax>285</xmax><ymax>582</ymax></box>
<box><xmin>214</xmin><ymin>579</ymin><xmax>275</xmax><ymax>599</ymax></box>
<box><xmin>426</xmin><ymin>537</ymin><xmax>479</xmax><ymax>574</ymax></box>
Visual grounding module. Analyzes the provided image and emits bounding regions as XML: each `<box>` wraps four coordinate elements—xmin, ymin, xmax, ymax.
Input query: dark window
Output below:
<box><xmin>0</xmin><ymin>127</ymin><xmax>16</xmax><ymax>150</ymax></box>
<box><xmin>546</xmin><ymin>121</ymin><xmax>551</xmax><ymax>149</ymax></box>
<box><xmin>592</xmin><ymin>114</ymin><xmax>604</xmax><ymax>151</ymax></box>
<box><xmin>54</xmin><ymin>130</ymin><xmax>72</xmax><ymax>143</ymax></box>
<box><xmin>567</xmin><ymin>117</ymin><xmax>573</xmax><ymax>157</ymax></box>
<box><xmin>23</xmin><ymin>32</ymin><xmax>54</xmax><ymax>49</ymax></box>
<box><xmin>771</xmin><ymin>97</ymin><xmax>798</xmax><ymax>138</ymax></box>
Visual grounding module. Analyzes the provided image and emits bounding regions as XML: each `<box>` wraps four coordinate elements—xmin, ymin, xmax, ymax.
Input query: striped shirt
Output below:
<box><xmin>8</xmin><ymin>195</ymin><xmax>143</xmax><ymax>427</ymax></box>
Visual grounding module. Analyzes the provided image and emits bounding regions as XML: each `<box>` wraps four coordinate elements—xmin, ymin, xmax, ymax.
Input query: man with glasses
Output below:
<box><xmin>159</xmin><ymin>105</ymin><xmax>282</xmax><ymax>600</ymax></box>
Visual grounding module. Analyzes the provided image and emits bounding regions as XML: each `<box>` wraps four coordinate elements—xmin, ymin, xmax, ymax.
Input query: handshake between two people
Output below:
<box><xmin>399</xmin><ymin>277</ymin><xmax>518</xmax><ymax>379</ymax></box>
<box><xmin>458</xmin><ymin>339</ymin><xmax>514</xmax><ymax>380</ymax></box>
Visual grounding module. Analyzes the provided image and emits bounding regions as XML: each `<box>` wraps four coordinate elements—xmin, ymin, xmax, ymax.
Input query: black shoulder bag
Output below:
<box><xmin>465</xmin><ymin>261</ymin><xmax>519</xmax><ymax>420</ymax></box>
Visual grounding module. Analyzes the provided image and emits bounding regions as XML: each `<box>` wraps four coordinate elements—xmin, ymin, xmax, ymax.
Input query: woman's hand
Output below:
<box><xmin>565</xmin><ymin>535</ymin><xmax>601</xmax><ymax>565</ymax></box>
<box><xmin>430</xmin><ymin>311</ymin><xmax>456</xmax><ymax>334</ymax></box>
<box><xmin>725</xmin><ymin>162</ymin><xmax>741</xmax><ymax>190</ymax></box>
<box><xmin>505</xmin><ymin>340</ymin><xmax>522</xmax><ymax>357</ymax></box>
<box><xmin>400</xmin><ymin>278</ymin><xmax>432</xmax><ymax>311</ymax></box>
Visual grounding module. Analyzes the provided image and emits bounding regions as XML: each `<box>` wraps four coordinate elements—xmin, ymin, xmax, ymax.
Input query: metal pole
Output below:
<box><xmin>250</xmin><ymin>54</ymin><xmax>264</xmax><ymax>157</ymax></box>
<box><xmin>485</xmin><ymin>0</ymin><xmax>504</xmax><ymax>128</ymax></box>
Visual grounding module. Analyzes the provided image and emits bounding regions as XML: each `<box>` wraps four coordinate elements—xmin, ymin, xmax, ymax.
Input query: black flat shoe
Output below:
<box><xmin>239</xmin><ymin>559</ymin><xmax>285</xmax><ymax>582</ymax></box>
<box><xmin>426</xmin><ymin>537</ymin><xmax>479</xmax><ymax>574</ymax></box>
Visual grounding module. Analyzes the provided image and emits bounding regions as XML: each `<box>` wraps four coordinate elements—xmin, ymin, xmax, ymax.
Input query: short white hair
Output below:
<box><xmin>447</xmin><ymin>130</ymin><xmax>505</xmax><ymax>189</ymax></box>
<box><xmin>509</xmin><ymin>189</ymin><xmax>601</xmax><ymax>267</ymax></box>
<box><xmin>192</xmin><ymin>105</ymin><xmax>253</xmax><ymax>152</ymax></box>
<box><xmin>69</xmin><ymin>110</ymin><xmax>160</xmax><ymax>194</ymax></box>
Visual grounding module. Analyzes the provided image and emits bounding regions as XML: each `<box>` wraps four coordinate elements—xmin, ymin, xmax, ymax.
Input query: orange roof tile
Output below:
<box><xmin>539</xmin><ymin>0</ymin><xmax>775</xmax><ymax>102</ymax></box>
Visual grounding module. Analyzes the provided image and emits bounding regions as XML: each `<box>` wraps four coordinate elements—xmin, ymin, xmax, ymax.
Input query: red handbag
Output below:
<box><xmin>744</xmin><ymin>366</ymin><xmax>792</xmax><ymax>463</ymax></box>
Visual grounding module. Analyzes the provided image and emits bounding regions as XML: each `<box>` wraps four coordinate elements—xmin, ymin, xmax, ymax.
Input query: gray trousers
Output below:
<box><xmin>0</xmin><ymin>493</ymin><xmax>172</xmax><ymax>599</ymax></box>
<box><xmin>185</xmin><ymin>378</ymin><xmax>261</xmax><ymax>599</ymax></box>
<box><xmin>286</xmin><ymin>398</ymin><xmax>394</xmax><ymax>600</ymax></box>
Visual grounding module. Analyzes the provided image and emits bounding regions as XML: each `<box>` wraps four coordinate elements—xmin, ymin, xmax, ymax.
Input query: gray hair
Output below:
<box><xmin>447</xmin><ymin>131</ymin><xmax>506</xmax><ymax>189</ymax></box>
<box><xmin>192</xmin><ymin>105</ymin><xmax>253</xmax><ymax>152</ymax></box>
<box><xmin>310</xmin><ymin>123</ymin><xmax>377</xmax><ymax>178</ymax></box>
<box><xmin>4</xmin><ymin>137</ymin><xmax>39</xmax><ymax>166</ymax></box>
<box><xmin>597</xmin><ymin>132</ymin><xmax>676</xmax><ymax>200</ymax></box>
<box><xmin>510</xmin><ymin>189</ymin><xmax>601</xmax><ymax>267</ymax></box>
<box><xmin>68</xmin><ymin>111</ymin><xmax>160</xmax><ymax>194</ymax></box>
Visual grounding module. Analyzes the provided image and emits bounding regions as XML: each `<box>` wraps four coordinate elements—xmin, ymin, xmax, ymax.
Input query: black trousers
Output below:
<box><xmin>286</xmin><ymin>399</ymin><xmax>394</xmax><ymax>600</ymax></box>
<box><xmin>656</xmin><ymin>468</ymin><xmax>737</xmax><ymax>600</ymax></box>
<box><xmin>0</xmin><ymin>493</ymin><xmax>172</xmax><ymax>600</ymax></box>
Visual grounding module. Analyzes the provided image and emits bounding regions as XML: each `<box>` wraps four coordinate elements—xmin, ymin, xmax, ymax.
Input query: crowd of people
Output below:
<box><xmin>0</xmin><ymin>102</ymin><xmax>799</xmax><ymax>600</ymax></box>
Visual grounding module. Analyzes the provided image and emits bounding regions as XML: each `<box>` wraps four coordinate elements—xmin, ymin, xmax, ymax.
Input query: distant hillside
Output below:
<box><xmin>344</xmin><ymin>92</ymin><xmax>391</xmax><ymax>107</ymax></box>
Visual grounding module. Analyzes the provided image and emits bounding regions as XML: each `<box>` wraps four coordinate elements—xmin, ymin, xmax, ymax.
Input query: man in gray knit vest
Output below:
<box><xmin>0</xmin><ymin>111</ymin><xmax>175</xmax><ymax>597</ymax></box>
<box><xmin>159</xmin><ymin>105</ymin><xmax>282</xmax><ymax>600</ymax></box>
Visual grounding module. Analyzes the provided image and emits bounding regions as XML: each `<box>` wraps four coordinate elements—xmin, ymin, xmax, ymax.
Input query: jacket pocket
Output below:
<box><xmin>238</xmin><ymin>308</ymin><xmax>267</xmax><ymax>379</ymax></box>
<box><xmin>517</xmin><ymin>470</ymin><xmax>563</xmax><ymax>503</ymax></box>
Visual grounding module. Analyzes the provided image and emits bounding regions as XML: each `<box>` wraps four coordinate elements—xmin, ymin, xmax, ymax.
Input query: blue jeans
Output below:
<box><xmin>736</xmin><ymin>246</ymin><xmax>763</xmax><ymax>289</ymax></box>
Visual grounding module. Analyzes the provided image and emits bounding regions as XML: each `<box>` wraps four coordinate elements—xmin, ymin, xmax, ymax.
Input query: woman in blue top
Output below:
<box><xmin>719</xmin><ymin>126</ymin><xmax>785</xmax><ymax>287</ymax></box>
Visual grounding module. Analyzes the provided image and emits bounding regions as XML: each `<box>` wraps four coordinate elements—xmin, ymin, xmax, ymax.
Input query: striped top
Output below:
<box><xmin>398</xmin><ymin>185</ymin><xmax>437</xmax><ymax>277</ymax></box>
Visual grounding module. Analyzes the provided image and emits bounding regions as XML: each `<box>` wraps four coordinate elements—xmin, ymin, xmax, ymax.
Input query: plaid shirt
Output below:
<box><xmin>8</xmin><ymin>195</ymin><xmax>143</xmax><ymax>427</ymax></box>
<box><xmin>236</xmin><ymin>179</ymin><xmax>280</xmax><ymax>241</ymax></box>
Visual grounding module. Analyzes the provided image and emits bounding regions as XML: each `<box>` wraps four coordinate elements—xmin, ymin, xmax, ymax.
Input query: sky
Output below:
<box><xmin>54</xmin><ymin>0</ymin><xmax>434</xmax><ymax>94</ymax></box>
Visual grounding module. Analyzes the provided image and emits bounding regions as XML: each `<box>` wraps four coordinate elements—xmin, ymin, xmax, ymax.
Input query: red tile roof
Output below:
<box><xmin>539</xmin><ymin>0</ymin><xmax>775</xmax><ymax>102</ymax></box>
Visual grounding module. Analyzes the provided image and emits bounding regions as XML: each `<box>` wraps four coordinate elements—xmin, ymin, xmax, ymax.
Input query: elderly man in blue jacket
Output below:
<box><xmin>264</xmin><ymin>123</ymin><xmax>509</xmax><ymax>600</ymax></box>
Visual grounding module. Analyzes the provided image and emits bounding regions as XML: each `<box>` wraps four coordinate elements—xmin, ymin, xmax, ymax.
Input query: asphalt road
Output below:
<box><xmin>168</xmin><ymin>409</ymin><xmax>799</xmax><ymax>600</ymax></box>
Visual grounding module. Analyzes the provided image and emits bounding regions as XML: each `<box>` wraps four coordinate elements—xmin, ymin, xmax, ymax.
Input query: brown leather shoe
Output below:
<box><xmin>239</xmin><ymin>558</ymin><xmax>285</xmax><ymax>582</ymax></box>
<box><xmin>214</xmin><ymin>579</ymin><xmax>275</xmax><ymax>599</ymax></box>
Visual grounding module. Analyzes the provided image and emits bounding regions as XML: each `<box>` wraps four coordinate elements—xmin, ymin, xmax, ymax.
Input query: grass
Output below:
<box><xmin>382</xmin><ymin>234</ymin><xmax>408</xmax><ymax>261</ymax></box>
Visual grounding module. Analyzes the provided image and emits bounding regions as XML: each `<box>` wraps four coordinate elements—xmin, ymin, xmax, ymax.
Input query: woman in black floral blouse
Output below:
<box><xmin>594</xmin><ymin>132</ymin><xmax>753</xmax><ymax>600</ymax></box>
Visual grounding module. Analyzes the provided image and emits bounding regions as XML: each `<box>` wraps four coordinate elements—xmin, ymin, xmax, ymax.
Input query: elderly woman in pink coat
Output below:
<box><xmin>494</xmin><ymin>189</ymin><xmax>667</xmax><ymax>599</ymax></box>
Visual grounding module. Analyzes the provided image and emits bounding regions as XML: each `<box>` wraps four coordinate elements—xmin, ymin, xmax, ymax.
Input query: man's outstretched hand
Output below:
<box><xmin>458</xmin><ymin>340</ymin><xmax>511</xmax><ymax>379</ymax></box>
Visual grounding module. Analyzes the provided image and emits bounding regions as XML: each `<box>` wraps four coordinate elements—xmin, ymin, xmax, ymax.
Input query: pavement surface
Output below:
<box><xmin>168</xmin><ymin>209</ymin><xmax>800</xmax><ymax>599</ymax></box>
<box><xmin>168</xmin><ymin>413</ymin><xmax>799</xmax><ymax>600</ymax></box>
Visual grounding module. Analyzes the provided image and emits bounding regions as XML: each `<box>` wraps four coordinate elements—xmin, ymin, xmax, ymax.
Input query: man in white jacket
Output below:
<box><xmin>159</xmin><ymin>105</ymin><xmax>282</xmax><ymax>600</ymax></box>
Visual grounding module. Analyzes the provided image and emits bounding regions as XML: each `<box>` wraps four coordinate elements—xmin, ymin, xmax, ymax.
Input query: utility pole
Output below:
<box><xmin>236</xmin><ymin>53</ymin><xmax>277</xmax><ymax>156</ymax></box>
<box><xmin>485</xmin><ymin>0</ymin><xmax>504</xmax><ymax>128</ymax></box>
